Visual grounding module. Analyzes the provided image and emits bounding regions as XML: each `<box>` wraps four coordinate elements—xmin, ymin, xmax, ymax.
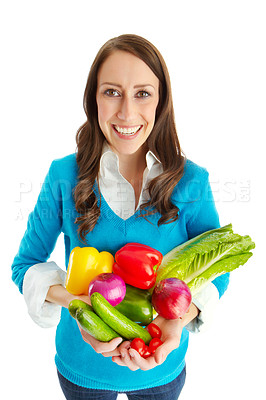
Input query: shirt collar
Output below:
<box><xmin>146</xmin><ymin>149</ymin><xmax>161</xmax><ymax>171</ymax></box>
<box><xmin>100</xmin><ymin>141</ymin><xmax>161</xmax><ymax>174</ymax></box>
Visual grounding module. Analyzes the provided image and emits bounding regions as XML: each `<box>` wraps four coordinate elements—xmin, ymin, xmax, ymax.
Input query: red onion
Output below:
<box><xmin>152</xmin><ymin>278</ymin><xmax>192</xmax><ymax>319</ymax></box>
<box><xmin>88</xmin><ymin>273</ymin><xmax>126</xmax><ymax>306</ymax></box>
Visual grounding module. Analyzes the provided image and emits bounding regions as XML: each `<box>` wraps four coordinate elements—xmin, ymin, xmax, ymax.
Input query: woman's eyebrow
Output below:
<box><xmin>99</xmin><ymin>82</ymin><xmax>155</xmax><ymax>89</ymax></box>
<box><xmin>134</xmin><ymin>84</ymin><xmax>155</xmax><ymax>89</ymax></box>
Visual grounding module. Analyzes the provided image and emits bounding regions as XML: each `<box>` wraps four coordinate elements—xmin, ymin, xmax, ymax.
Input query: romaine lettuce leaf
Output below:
<box><xmin>187</xmin><ymin>252</ymin><xmax>253</xmax><ymax>295</ymax></box>
<box><xmin>155</xmin><ymin>224</ymin><xmax>255</xmax><ymax>295</ymax></box>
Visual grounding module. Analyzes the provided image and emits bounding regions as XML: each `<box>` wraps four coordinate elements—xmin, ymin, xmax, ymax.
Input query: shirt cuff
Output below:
<box><xmin>22</xmin><ymin>262</ymin><xmax>67</xmax><ymax>328</ymax></box>
<box><xmin>186</xmin><ymin>283</ymin><xmax>220</xmax><ymax>333</ymax></box>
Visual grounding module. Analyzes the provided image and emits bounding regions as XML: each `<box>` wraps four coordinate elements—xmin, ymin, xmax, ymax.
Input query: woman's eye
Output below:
<box><xmin>103</xmin><ymin>89</ymin><xmax>150</xmax><ymax>98</ymax></box>
<box><xmin>104</xmin><ymin>89</ymin><xmax>120</xmax><ymax>97</ymax></box>
<box><xmin>136</xmin><ymin>91</ymin><xmax>150</xmax><ymax>98</ymax></box>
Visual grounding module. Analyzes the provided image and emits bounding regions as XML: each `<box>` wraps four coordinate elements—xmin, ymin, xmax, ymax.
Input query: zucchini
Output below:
<box><xmin>91</xmin><ymin>292</ymin><xmax>152</xmax><ymax>344</ymax></box>
<box><xmin>68</xmin><ymin>299</ymin><xmax>93</xmax><ymax>319</ymax></box>
<box><xmin>76</xmin><ymin>308</ymin><xmax>120</xmax><ymax>342</ymax></box>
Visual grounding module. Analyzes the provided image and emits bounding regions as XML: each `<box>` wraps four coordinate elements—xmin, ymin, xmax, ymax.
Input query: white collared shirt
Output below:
<box><xmin>98</xmin><ymin>142</ymin><xmax>163</xmax><ymax>219</ymax></box>
<box><xmin>22</xmin><ymin>143</ymin><xmax>219</xmax><ymax>331</ymax></box>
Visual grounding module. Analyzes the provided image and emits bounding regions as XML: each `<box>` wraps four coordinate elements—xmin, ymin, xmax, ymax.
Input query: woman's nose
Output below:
<box><xmin>116</xmin><ymin>97</ymin><xmax>137</xmax><ymax>121</ymax></box>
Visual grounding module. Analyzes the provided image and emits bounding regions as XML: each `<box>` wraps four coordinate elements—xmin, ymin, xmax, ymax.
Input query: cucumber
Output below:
<box><xmin>68</xmin><ymin>299</ymin><xmax>93</xmax><ymax>319</ymax></box>
<box><xmin>76</xmin><ymin>308</ymin><xmax>121</xmax><ymax>342</ymax></box>
<box><xmin>91</xmin><ymin>292</ymin><xmax>152</xmax><ymax>344</ymax></box>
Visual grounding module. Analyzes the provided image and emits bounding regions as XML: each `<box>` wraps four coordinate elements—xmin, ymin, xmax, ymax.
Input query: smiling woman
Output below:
<box><xmin>74</xmin><ymin>35</ymin><xmax>185</xmax><ymax>241</ymax></box>
<box><xmin>11</xmin><ymin>33</ymin><xmax>230</xmax><ymax>400</ymax></box>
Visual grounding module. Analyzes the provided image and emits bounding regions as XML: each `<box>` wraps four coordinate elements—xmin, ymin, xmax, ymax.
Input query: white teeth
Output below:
<box><xmin>114</xmin><ymin>125</ymin><xmax>141</xmax><ymax>135</ymax></box>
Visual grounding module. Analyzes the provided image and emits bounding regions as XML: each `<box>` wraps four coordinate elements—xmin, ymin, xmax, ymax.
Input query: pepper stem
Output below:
<box><xmin>153</xmin><ymin>264</ymin><xmax>159</xmax><ymax>273</ymax></box>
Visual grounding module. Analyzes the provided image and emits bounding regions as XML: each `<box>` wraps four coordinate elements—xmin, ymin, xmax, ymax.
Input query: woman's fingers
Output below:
<box><xmin>112</xmin><ymin>348</ymin><xmax>141</xmax><ymax>371</ymax></box>
<box><xmin>102</xmin><ymin>340</ymin><xmax>131</xmax><ymax>357</ymax></box>
<box><xmin>111</xmin><ymin>330</ymin><xmax>182</xmax><ymax>370</ymax></box>
<box><xmin>128</xmin><ymin>348</ymin><xmax>156</xmax><ymax>370</ymax></box>
<box><xmin>153</xmin><ymin>335</ymin><xmax>181</xmax><ymax>365</ymax></box>
<box><xmin>112</xmin><ymin>348</ymin><xmax>160</xmax><ymax>371</ymax></box>
<box><xmin>78</xmin><ymin>324</ymin><xmax>123</xmax><ymax>354</ymax></box>
<box><xmin>95</xmin><ymin>337</ymin><xmax>124</xmax><ymax>354</ymax></box>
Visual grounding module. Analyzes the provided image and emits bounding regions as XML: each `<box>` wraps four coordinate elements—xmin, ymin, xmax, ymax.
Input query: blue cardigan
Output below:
<box><xmin>11</xmin><ymin>154</ymin><xmax>229</xmax><ymax>390</ymax></box>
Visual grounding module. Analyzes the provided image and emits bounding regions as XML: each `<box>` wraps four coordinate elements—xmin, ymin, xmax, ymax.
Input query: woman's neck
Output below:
<box><xmin>117</xmin><ymin>145</ymin><xmax>147</xmax><ymax>185</ymax></box>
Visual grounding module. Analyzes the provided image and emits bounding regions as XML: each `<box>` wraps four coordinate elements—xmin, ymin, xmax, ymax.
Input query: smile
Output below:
<box><xmin>112</xmin><ymin>124</ymin><xmax>142</xmax><ymax>136</ymax></box>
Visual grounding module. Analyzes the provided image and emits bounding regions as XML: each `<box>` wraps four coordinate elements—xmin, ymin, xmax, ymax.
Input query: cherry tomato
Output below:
<box><xmin>146</xmin><ymin>323</ymin><xmax>162</xmax><ymax>339</ymax></box>
<box><xmin>142</xmin><ymin>345</ymin><xmax>151</xmax><ymax>359</ymax></box>
<box><xmin>130</xmin><ymin>338</ymin><xmax>146</xmax><ymax>356</ymax></box>
<box><xmin>149</xmin><ymin>338</ymin><xmax>163</xmax><ymax>354</ymax></box>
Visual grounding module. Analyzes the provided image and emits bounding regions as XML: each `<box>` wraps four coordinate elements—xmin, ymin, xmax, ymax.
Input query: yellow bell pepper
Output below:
<box><xmin>65</xmin><ymin>247</ymin><xmax>114</xmax><ymax>295</ymax></box>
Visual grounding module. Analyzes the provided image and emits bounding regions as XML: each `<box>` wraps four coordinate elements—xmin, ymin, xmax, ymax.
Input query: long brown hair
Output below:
<box><xmin>74</xmin><ymin>34</ymin><xmax>185</xmax><ymax>242</ymax></box>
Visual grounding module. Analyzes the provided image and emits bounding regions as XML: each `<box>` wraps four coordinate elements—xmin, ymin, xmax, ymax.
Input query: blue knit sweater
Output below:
<box><xmin>11</xmin><ymin>154</ymin><xmax>229</xmax><ymax>391</ymax></box>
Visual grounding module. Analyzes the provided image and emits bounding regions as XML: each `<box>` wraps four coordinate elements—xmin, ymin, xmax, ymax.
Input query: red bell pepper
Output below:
<box><xmin>113</xmin><ymin>243</ymin><xmax>163</xmax><ymax>290</ymax></box>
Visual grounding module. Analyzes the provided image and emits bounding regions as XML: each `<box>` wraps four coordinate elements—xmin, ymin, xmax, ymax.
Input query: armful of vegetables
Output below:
<box><xmin>67</xmin><ymin>224</ymin><xmax>255</xmax><ymax>360</ymax></box>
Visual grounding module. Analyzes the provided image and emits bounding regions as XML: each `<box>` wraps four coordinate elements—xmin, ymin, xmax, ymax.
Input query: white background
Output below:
<box><xmin>1</xmin><ymin>1</ymin><xmax>265</xmax><ymax>399</ymax></box>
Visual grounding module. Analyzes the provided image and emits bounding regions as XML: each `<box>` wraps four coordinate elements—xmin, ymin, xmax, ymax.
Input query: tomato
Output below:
<box><xmin>131</xmin><ymin>336</ymin><xmax>163</xmax><ymax>359</ymax></box>
<box><xmin>146</xmin><ymin>323</ymin><xmax>162</xmax><ymax>338</ymax></box>
<box><xmin>149</xmin><ymin>338</ymin><xmax>163</xmax><ymax>354</ymax></box>
<box><xmin>142</xmin><ymin>345</ymin><xmax>151</xmax><ymax>359</ymax></box>
<box><xmin>130</xmin><ymin>338</ymin><xmax>146</xmax><ymax>356</ymax></box>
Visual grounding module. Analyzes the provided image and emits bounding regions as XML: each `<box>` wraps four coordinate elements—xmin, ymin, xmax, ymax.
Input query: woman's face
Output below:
<box><xmin>96</xmin><ymin>50</ymin><xmax>159</xmax><ymax>158</ymax></box>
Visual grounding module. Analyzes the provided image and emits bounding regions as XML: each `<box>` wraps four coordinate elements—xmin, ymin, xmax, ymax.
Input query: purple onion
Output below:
<box><xmin>88</xmin><ymin>273</ymin><xmax>126</xmax><ymax>306</ymax></box>
<box><xmin>152</xmin><ymin>278</ymin><xmax>192</xmax><ymax>319</ymax></box>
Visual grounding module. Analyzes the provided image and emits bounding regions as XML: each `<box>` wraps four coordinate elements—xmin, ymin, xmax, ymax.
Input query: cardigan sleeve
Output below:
<box><xmin>11</xmin><ymin>161</ymin><xmax>63</xmax><ymax>294</ymax></box>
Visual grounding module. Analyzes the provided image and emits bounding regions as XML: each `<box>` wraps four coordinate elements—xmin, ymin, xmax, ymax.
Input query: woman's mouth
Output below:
<box><xmin>112</xmin><ymin>124</ymin><xmax>143</xmax><ymax>139</ymax></box>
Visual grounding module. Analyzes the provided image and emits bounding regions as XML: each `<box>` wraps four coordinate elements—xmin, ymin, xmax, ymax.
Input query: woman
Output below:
<box><xmin>11</xmin><ymin>34</ymin><xmax>229</xmax><ymax>399</ymax></box>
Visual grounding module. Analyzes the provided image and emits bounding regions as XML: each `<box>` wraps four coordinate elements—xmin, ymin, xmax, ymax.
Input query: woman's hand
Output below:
<box><xmin>112</xmin><ymin>304</ymin><xmax>199</xmax><ymax>371</ymax></box>
<box><xmin>111</xmin><ymin>315</ymin><xmax>183</xmax><ymax>371</ymax></box>
<box><xmin>46</xmin><ymin>285</ymin><xmax>124</xmax><ymax>355</ymax></box>
<box><xmin>73</xmin><ymin>294</ymin><xmax>125</xmax><ymax>355</ymax></box>
<box><xmin>46</xmin><ymin>284</ymin><xmax>92</xmax><ymax>308</ymax></box>
<box><xmin>77</xmin><ymin>322</ymin><xmax>123</xmax><ymax>354</ymax></box>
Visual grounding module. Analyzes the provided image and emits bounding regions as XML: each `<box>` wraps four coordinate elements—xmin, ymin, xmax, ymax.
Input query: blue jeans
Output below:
<box><xmin>57</xmin><ymin>367</ymin><xmax>186</xmax><ymax>400</ymax></box>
